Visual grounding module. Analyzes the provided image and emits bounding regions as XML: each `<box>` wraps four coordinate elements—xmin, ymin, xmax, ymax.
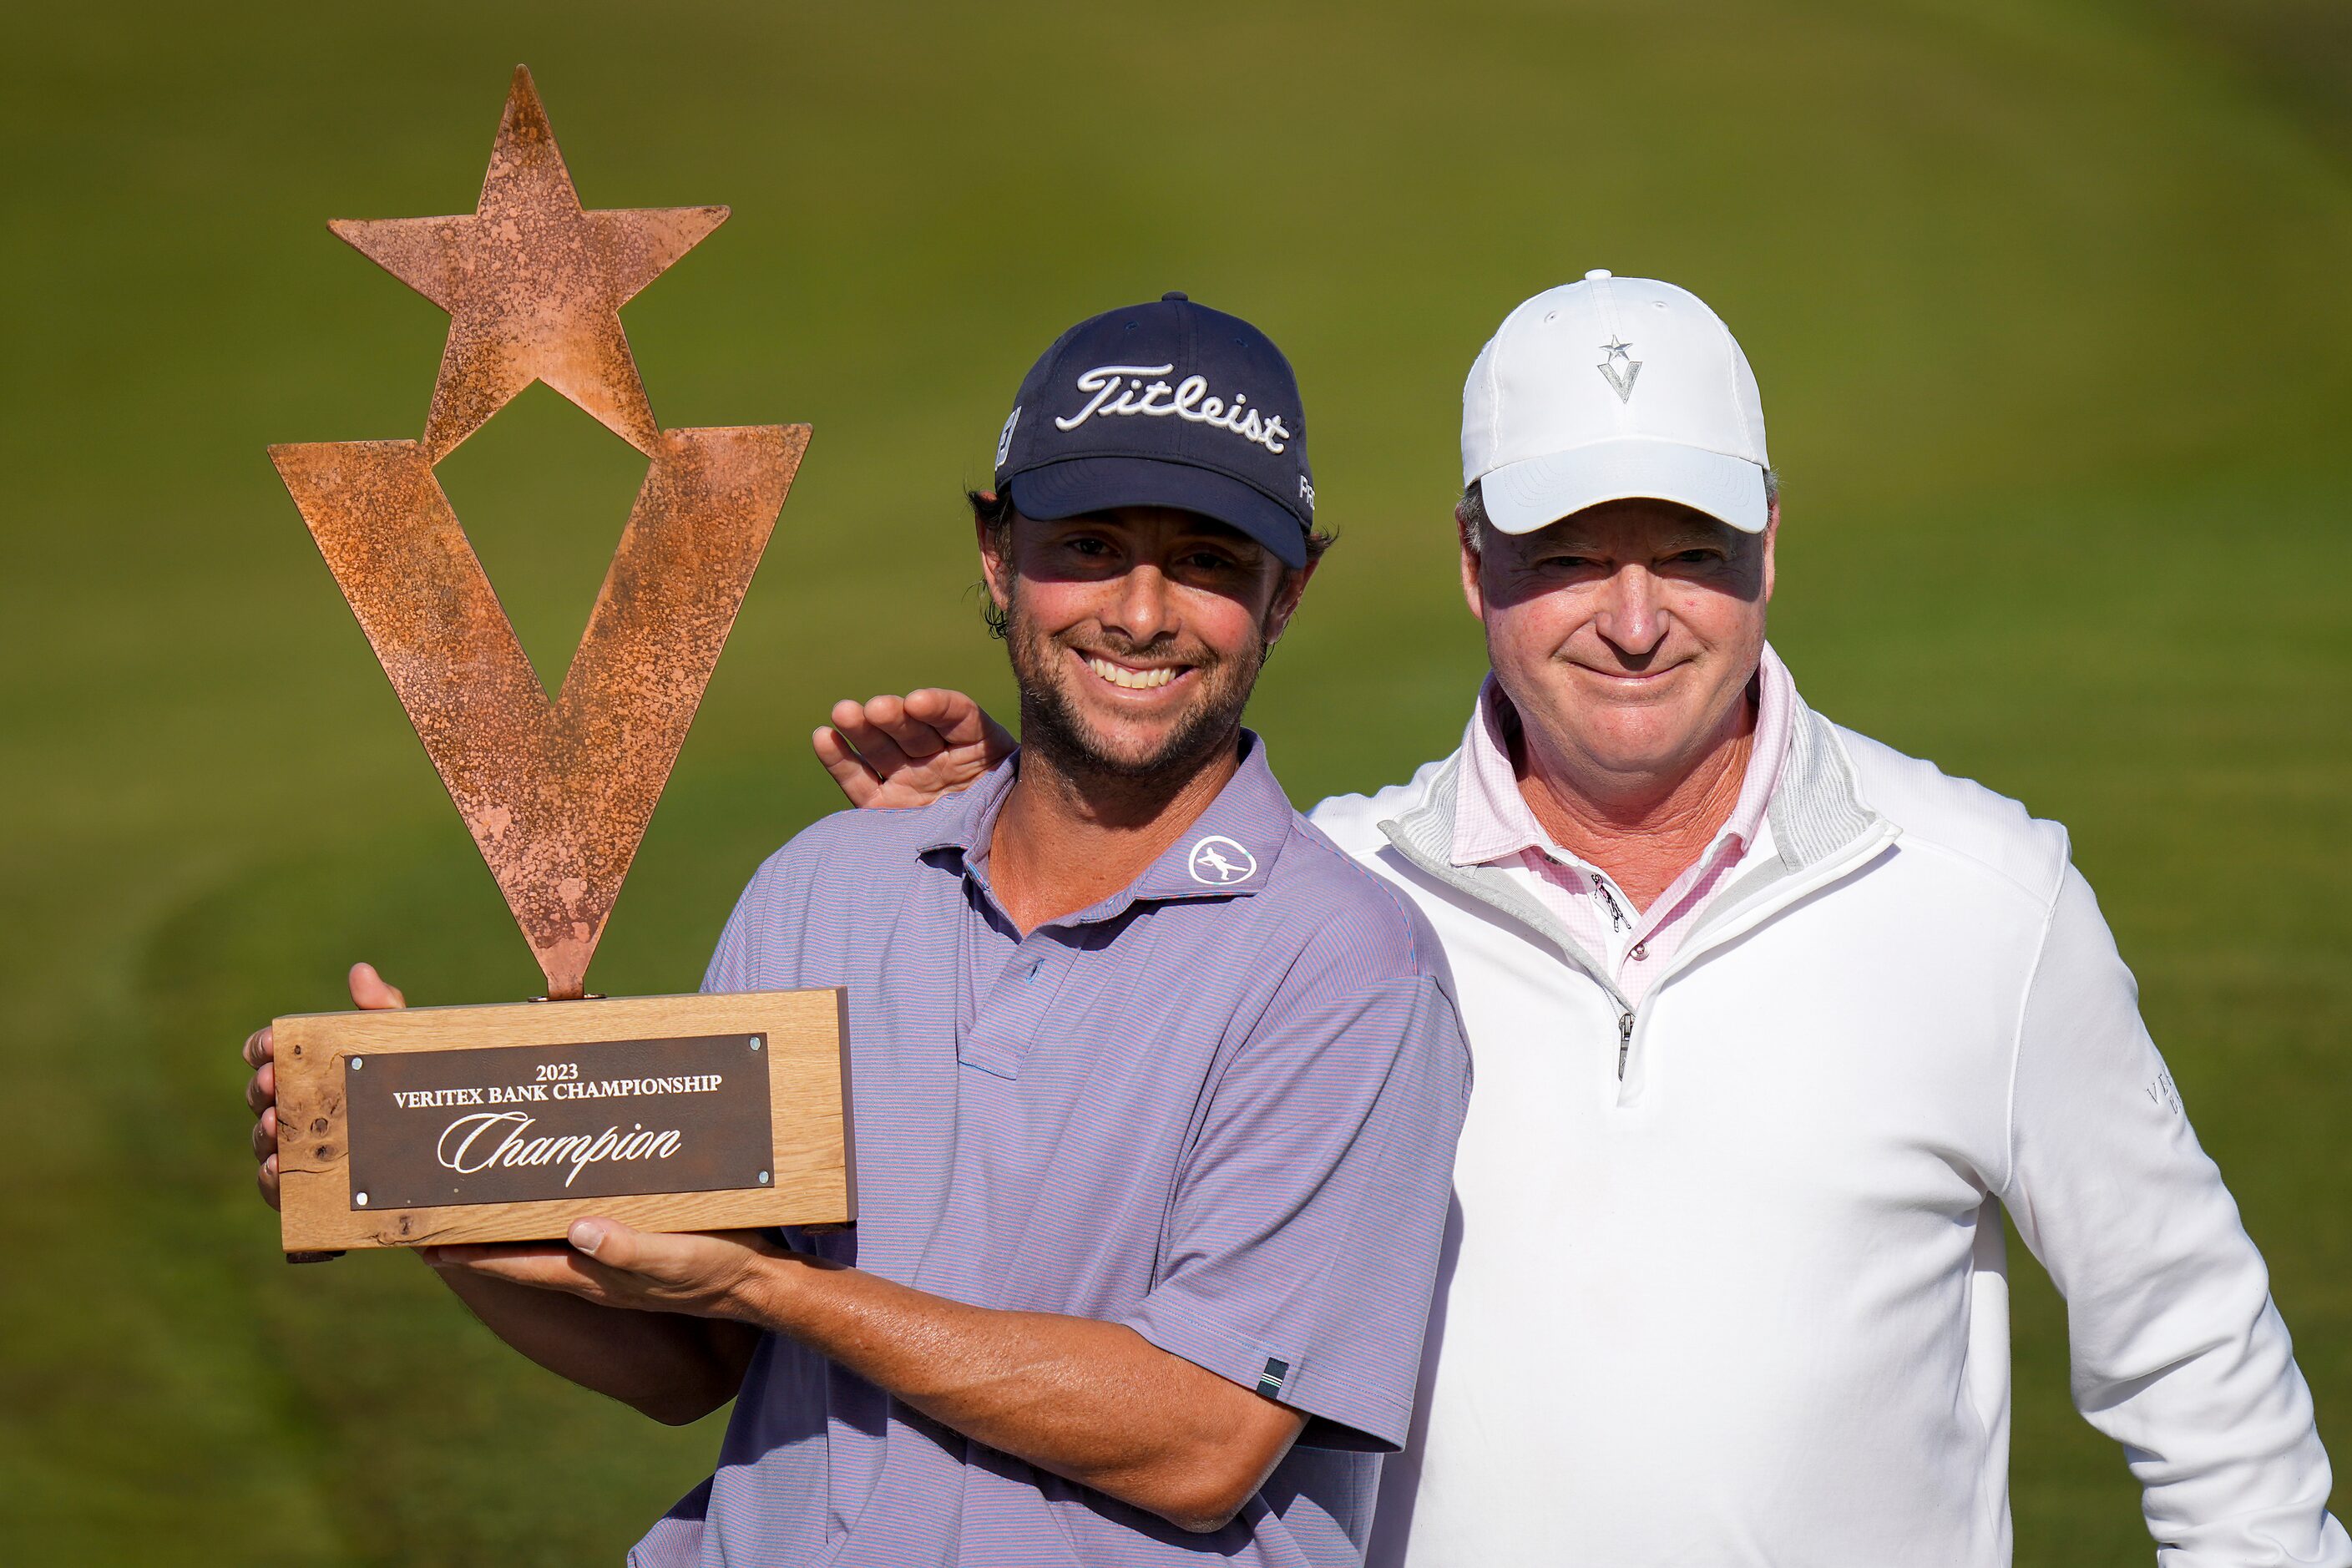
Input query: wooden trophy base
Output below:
<box><xmin>272</xmin><ymin>989</ymin><xmax>853</xmax><ymax>1255</ymax></box>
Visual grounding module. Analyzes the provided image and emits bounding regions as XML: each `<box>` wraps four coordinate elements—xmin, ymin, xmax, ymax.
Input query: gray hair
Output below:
<box><xmin>1456</xmin><ymin>468</ymin><xmax>1780</xmax><ymax>552</ymax></box>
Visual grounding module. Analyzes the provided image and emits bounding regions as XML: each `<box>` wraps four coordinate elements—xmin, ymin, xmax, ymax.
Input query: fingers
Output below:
<box><xmin>422</xmin><ymin>1240</ymin><xmax>579</xmax><ymax>1269</ymax></box>
<box><xmin>823</xmin><ymin>691</ymin><xmax>1009</xmax><ymax>797</ymax></box>
<box><xmin>422</xmin><ymin>1224</ymin><xmax>776</xmax><ymax>1315</ymax></box>
<box><xmin>564</xmin><ymin>1222</ymin><xmax>766</xmax><ymax>1297</ymax></box>
<box><xmin>812</xmin><ymin>726</ymin><xmax>881</xmax><ymax>808</ymax></box>
<box><xmin>349</xmin><ymin>962</ymin><xmax>406</xmax><ymax>1010</ymax></box>
<box><xmin>903</xmin><ymin>688</ymin><xmax>1010</xmax><ymax>755</ymax></box>
<box><xmin>829</xmin><ymin>693</ymin><xmax>1008</xmax><ymax>765</ymax></box>
<box><xmin>421</xmin><ymin>1242</ymin><xmax>604</xmax><ymax>1294</ymax></box>
<box><xmin>422</xmin><ymin>1236</ymin><xmax>686</xmax><ymax>1311</ymax></box>
<box><xmin>837</xmin><ymin>692</ymin><xmax>972</xmax><ymax>765</ymax></box>
<box><xmin>901</xmin><ymin>686</ymin><xmax>964</xmax><ymax>729</ymax></box>
<box><xmin>567</xmin><ymin>1216</ymin><xmax>656</xmax><ymax>1272</ymax></box>
<box><xmin>245</xmin><ymin>1060</ymin><xmax>276</xmax><ymax>1118</ymax></box>
<box><xmin>247</xmin><ymin>1023</ymin><xmax>282</xmax><ymax>1210</ymax></box>
<box><xmin>248</xmin><ymin>970</ymin><xmax>398</xmax><ymax>1224</ymax></box>
<box><xmin>827</xmin><ymin>698</ymin><xmax>917</xmax><ymax>779</ymax></box>
<box><xmin>862</xmin><ymin>694</ymin><xmax>947</xmax><ymax>761</ymax></box>
<box><xmin>567</xmin><ymin>1219</ymin><xmax>772</xmax><ymax>1297</ymax></box>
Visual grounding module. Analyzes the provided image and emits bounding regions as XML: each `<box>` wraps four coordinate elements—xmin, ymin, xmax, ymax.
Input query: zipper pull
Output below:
<box><xmin>1616</xmin><ymin>1009</ymin><xmax>1634</xmax><ymax>1079</ymax></box>
<box><xmin>1591</xmin><ymin>873</ymin><xmax>1629</xmax><ymax>931</ymax></box>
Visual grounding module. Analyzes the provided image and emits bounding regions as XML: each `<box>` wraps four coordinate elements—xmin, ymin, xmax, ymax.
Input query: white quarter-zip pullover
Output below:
<box><xmin>1311</xmin><ymin>656</ymin><xmax>2346</xmax><ymax>1568</ymax></box>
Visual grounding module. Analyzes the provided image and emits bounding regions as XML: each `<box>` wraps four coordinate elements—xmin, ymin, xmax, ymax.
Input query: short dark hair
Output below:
<box><xmin>966</xmin><ymin>488</ymin><xmax>1333</xmax><ymax>639</ymax></box>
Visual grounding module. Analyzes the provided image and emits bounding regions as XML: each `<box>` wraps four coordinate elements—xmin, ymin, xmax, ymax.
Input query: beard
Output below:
<box><xmin>1002</xmin><ymin>582</ymin><xmax>1268</xmax><ymax>787</ymax></box>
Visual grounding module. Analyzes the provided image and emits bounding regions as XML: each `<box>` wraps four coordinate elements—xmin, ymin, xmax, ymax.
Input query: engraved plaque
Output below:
<box><xmin>274</xmin><ymin>990</ymin><xmax>852</xmax><ymax>1252</ymax></box>
<box><xmin>344</xmin><ymin>1034</ymin><xmax>776</xmax><ymax>1211</ymax></box>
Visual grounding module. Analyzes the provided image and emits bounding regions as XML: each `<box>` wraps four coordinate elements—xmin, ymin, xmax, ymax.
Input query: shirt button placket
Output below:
<box><xmin>1003</xmin><ymin>941</ymin><xmax>1072</xmax><ymax>1039</ymax></box>
<box><xmin>966</xmin><ymin>938</ymin><xmax>1065</xmax><ymax>1079</ymax></box>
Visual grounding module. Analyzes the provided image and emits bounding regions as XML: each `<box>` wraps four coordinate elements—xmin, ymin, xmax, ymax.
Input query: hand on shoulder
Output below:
<box><xmin>812</xmin><ymin>689</ymin><xmax>1010</xmax><ymax>809</ymax></box>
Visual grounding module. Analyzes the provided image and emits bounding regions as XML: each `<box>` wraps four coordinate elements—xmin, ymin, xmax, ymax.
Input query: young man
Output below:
<box><xmin>818</xmin><ymin>273</ymin><xmax>2347</xmax><ymax>1565</ymax></box>
<box><xmin>240</xmin><ymin>294</ymin><xmax>1470</xmax><ymax>1567</ymax></box>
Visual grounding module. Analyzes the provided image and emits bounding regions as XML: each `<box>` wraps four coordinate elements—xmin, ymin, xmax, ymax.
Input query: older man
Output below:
<box><xmin>243</xmin><ymin>295</ymin><xmax>1469</xmax><ymax>1567</ymax></box>
<box><xmin>819</xmin><ymin>272</ymin><xmax>2347</xmax><ymax>1565</ymax></box>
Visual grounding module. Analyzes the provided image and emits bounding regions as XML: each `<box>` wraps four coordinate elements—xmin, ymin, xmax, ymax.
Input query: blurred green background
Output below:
<box><xmin>5</xmin><ymin>1</ymin><xmax>2349</xmax><ymax>1561</ymax></box>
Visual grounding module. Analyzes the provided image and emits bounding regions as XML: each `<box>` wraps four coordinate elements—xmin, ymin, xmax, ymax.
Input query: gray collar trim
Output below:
<box><xmin>1378</xmin><ymin>748</ymin><xmax>1620</xmax><ymax>993</ymax></box>
<box><xmin>1762</xmin><ymin>683</ymin><xmax>1879</xmax><ymax>869</ymax></box>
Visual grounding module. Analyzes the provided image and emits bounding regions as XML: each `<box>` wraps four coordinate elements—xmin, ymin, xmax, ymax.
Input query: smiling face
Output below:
<box><xmin>1464</xmin><ymin>497</ymin><xmax>1775</xmax><ymax>794</ymax></box>
<box><xmin>981</xmin><ymin>505</ymin><xmax>1311</xmax><ymax>781</ymax></box>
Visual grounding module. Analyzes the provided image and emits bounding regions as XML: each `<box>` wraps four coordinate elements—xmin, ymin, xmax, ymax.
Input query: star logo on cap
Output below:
<box><xmin>1596</xmin><ymin>336</ymin><xmax>1641</xmax><ymax>403</ymax></box>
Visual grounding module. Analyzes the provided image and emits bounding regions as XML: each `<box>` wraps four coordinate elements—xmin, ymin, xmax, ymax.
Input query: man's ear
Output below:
<box><xmin>1760</xmin><ymin>499</ymin><xmax>1778</xmax><ymax>606</ymax></box>
<box><xmin>1263</xmin><ymin>558</ymin><xmax>1318</xmax><ymax>645</ymax></box>
<box><xmin>974</xmin><ymin>508</ymin><xmax>1014</xmax><ymax>616</ymax></box>
<box><xmin>1458</xmin><ymin>508</ymin><xmax>1487</xmax><ymax>625</ymax></box>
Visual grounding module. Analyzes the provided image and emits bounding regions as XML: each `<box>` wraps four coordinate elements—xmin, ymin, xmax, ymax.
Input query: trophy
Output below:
<box><xmin>267</xmin><ymin>67</ymin><xmax>852</xmax><ymax>1257</ymax></box>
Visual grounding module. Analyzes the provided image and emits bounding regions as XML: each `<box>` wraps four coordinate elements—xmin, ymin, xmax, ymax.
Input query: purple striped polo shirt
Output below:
<box><xmin>631</xmin><ymin>732</ymin><xmax>1469</xmax><ymax>1568</ymax></box>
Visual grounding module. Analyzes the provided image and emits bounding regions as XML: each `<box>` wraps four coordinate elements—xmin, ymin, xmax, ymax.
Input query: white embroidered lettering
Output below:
<box><xmin>1054</xmin><ymin>364</ymin><xmax>1169</xmax><ymax>431</ymax></box>
<box><xmin>1053</xmin><ymin>363</ymin><xmax>1293</xmax><ymax>455</ymax></box>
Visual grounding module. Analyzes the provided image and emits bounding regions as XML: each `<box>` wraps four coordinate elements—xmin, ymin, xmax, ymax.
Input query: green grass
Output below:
<box><xmin>3</xmin><ymin>1</ymin><xmax>2349</xmax><ymax>1561</ymax></box>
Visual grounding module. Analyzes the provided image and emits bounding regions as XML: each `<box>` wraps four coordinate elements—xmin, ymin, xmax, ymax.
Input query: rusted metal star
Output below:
<box><xmin>331</xmin><ymin>64</ymin><xmax>726</xmax><ymax>463</ymax></box>
<box><xmin>271</xmin><ymin>67</ymin><xmax>809</xmax><ymax>1000</ymax></box>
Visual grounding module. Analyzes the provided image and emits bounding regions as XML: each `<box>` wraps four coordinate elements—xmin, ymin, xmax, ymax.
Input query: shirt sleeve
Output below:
<box><xmin>701</xmin><ymin>898</ymin><xmax>756</xmax><ymax>994</ymax></box>
<box><xmin>701</xmin><ymin>842</ymin><xmax>811</xmax><ymax>995</ymax></box>
<box><xmin>2001</xmin><ymin>862</ymin><xmax>2349</xmax><ymax>1566</ymax></box>
<box><xmin>1121</xmin><ymin>953</ymin><xmax>1470</xmax><ymax>1453</ymax></box>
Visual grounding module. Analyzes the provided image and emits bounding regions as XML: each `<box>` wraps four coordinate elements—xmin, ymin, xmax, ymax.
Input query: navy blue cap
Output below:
<box><xmin>992</xmin><ymin>293</ymin><xmax>1316</xmax><ymax>569</ymax></box>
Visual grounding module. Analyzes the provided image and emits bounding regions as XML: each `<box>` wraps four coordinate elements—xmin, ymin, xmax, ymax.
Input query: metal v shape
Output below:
<box><xmin>1597</xmin><ymin>357</ymin><xmax>1641</xmax><ymax>402</ymax></box>
<box><xmin>270</xmin><ymin>426</ymin><xmax>807</xmax><ymax>999</ymax></box>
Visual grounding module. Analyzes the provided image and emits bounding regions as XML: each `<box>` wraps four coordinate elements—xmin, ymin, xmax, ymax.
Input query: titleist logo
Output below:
<box><xmin>437</xmin><ymin>1110</ymin><xmax>684</xmax><ymax>1189</ymax></box>
<box><xmin>1054</xmin><ymin>363</ymin><xmax>1292</xmax><ymax>454</ymax></box>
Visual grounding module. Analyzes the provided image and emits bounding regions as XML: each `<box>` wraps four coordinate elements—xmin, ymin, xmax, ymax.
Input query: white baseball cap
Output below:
<box><xmin>1462</xmin><ymin>270</ymin><xmax>1771</xmax><ymax>534</ymax></box>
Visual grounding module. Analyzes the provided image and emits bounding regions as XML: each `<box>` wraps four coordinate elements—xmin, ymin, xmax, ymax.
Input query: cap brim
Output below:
<box><xmin>1479</xmin><ymin>437</ymin><xmax>1768</xmax><ymax>534</ymax></box>
<box><xmin>1006</xmin><ymin>457</ymin><xmax>1309</xmax><ymax>569</ymax></box>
